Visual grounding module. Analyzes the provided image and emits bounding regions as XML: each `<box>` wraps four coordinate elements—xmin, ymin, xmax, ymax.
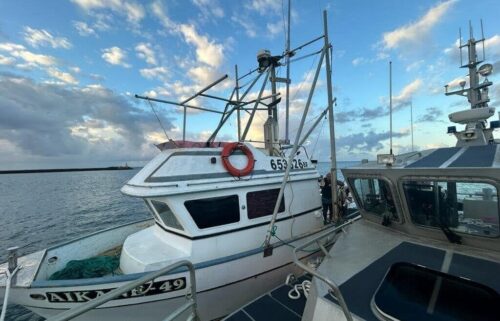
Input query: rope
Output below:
<box><xmin>146</xmin><ymin>99</ymin><xmax>175</xmax><ymax>145</ymax></box>
<box><xmin>311</xmin><ymin>114</ymin><xmax>326</xmax><ymax>159</ymax></box>
<box><xmin>288</xmin><ymin>280</ymin><xmax>312</xmax><ymax>299</ymax></box>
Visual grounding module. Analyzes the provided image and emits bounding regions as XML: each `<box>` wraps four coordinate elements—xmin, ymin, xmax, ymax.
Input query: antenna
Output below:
<box><xmin>481</xmin><ymin>19</ymin><xmax>486</xmax><ymax>61</ymax></box>
<box><xmin>389</xmin><ymin>61</ymin><xmax>393</xmax><ymax>155</ymax></box>
<box><xmin>411</xmin><ymin>101</ymin><xmax>414</xmax><ymax>152</ymax></box>
<box><xmin>285</xmin><ymin>0</ymin><xmax>291</xmax><ymax>143</ymax></box>
<box><xmin>459</xmin><ymin>28</ymin><xmax>463</xmax><ymax>66</ymax></box>
<box><xmin>469</xmin><ymin>20</ymin><xmax>473</xmax><ymax>39</ymax></box>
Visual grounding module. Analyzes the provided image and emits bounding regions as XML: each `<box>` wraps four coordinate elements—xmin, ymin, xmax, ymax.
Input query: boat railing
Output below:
<box><xmin>292</xmin><ymin>214</ymin><xmax>361</xmax><ymax>321</ymax></box>
<box><xmin>45</xmin><ymin>260</ymin><xmax>199</xmax><ymax>321</ymax></box>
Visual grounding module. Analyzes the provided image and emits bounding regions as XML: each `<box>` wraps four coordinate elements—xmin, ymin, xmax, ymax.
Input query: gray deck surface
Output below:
<box><xmin>223</xmin><ymin>275</ymin><xmax>311</xmax><ymax>321</ymax></box>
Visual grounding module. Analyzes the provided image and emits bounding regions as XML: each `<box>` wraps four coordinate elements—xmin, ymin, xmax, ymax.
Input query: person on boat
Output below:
<box><xmin>321</xmin><ymin>173</ymin><xmax>333</xmax><ymax>224</ymax></box>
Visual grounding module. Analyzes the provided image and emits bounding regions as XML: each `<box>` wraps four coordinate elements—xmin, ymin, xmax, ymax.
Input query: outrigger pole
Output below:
<box><xmin>323</xmin><ymin>10</ymin><xmax>339</xmax><ymax>222</ymax></box>
<box><xmin>263</xmin><ymin>10</ymin><xmax>334</xmax><ymax>256</ymax></box>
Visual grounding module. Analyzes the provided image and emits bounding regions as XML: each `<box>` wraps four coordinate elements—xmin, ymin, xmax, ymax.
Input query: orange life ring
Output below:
<box><xmin>221</xmin><ymin>142</ymin><xmax>255</xmax><ymax>177</ymax></box>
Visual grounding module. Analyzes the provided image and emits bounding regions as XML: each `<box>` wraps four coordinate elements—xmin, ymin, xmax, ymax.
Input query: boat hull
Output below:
<box><xmin>8</xmin><ymin>233</ymin><xmax>329</xmax><ymax>321</ymax></box>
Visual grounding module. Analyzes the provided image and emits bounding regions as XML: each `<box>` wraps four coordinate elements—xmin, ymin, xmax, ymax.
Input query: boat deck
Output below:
<box><xmin>223</xmin><ymin>274</ymin><xmax>312</xmax><ymax>321</ymax></box>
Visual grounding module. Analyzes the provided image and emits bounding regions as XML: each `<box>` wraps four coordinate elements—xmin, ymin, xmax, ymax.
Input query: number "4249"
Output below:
<box><xmin>270</xmin><ymin>159</ymin><xmax>308</xmax><ymax>170</ymax></box>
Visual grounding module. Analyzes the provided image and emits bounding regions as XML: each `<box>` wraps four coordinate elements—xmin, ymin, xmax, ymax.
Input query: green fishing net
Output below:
<box><xmin>49</xmin><ymin>256</ymin><xmax>120</xmax><ymax>280</ymax></box>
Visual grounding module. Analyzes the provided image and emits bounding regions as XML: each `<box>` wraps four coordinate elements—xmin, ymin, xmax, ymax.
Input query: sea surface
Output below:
<box><xmin>0</xmin><ymin>161</ymin><xmax>358</xmax><ymax>320</ymax></box>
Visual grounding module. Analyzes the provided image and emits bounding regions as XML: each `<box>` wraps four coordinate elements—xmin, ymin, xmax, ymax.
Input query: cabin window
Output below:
<box><xmin>150</xmin><ymin>200</ymin><xmax>184</xmax><ymax>231</ymax></box>
<box><xmin>185</xmin><ymin>195</ymin><xmax>240</xmax><ymax>229</ymax></box>
<box><xmin>350</xmin><ymin>178</ymin><xmax>398</xmax><ymax>220</ymax></box>
<box><xmin>247</xmin><ymin>189</ymin><xmax>285</xmax><ymax>219</ymax></box>
<box><xmin>403</xmin><ymin>180</ymin><xmax>499</xmax><ymax>237</ymax></box>
<box><xmin>373</xmin><ymin>262</ymin><xmax>499</xmax><ymax>321</ymax></box>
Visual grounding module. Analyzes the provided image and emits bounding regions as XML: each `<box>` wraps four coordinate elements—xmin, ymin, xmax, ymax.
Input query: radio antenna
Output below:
<box><xmin>389</xmin><ymin>61</ymin><xmax>393</xmax><ymax>155</ymax></box>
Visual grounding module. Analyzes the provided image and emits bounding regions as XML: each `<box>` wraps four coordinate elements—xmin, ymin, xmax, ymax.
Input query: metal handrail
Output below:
<box><xmin>292</xmin><ymin>214</ymin><xmax>361</xmax><ymax>321</ymax></box>
<box><xmin>46</xmin><ymin>260</ymin><xmax>199</xmax><ymax>321</ymax></box>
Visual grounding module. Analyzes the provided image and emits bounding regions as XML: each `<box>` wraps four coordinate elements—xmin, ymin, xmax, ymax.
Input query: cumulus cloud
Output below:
<box><xmin>231</xmin><ymin>15</ymin><xmax>257</xmax><ymax>38</ymax></box>
<box><xmin>0</xmin><ymin>54</ymin><xmax>15</xmax><ymax>65</ymax></box>
<box><xmin>139</xmin><ymin>66</ymin><xmax>168</xmax><ymax>81</ymax></box>
<box><xmin>381</xmin><ymin>0</ymin><xmax>456</xmax><ymax>51</ymax></box>
<box><xmin>245</xmin><ymin>0</ymin><xmax>281</xmax><ymax>15</ymax></box>
<box><xmin>337</xmin><ymin>130</ymin><xmax>410</xmax><ymax>152</ymax></box>
<box><xmin>417</xmin><ymin>107</ymin><xmax>444</xmax><ymax>123</ymax></box>
<box><xmin>23</xmin><ymin>27</ymin><xmax>72</xmax><ymax>49</ymax></box>
<box><xmin>135</xmin><ymin>42</ymin><xmax>157</xmax><ymax>65</ymax></box>
<box><xmin>47</xmin><ymin>68</ymin><xmax>79</xmax><ymax>85</ymax></box>
<box><xmin>0</xmin><ymin>74</ymin><xmax>174</xmax><ymax>162</ymax></box>
<box><xmin>101</xmin><ymin>46</ymin><xmax>130</xmax><ymax>68</ymax></box>
<box><xmin>73</xmin><ymin>21</ymin><xmax>97</xmax><ymax>37</ymax></box>
<box><xmin>192</xmin><ymin>0</ymin><xmax>225</xmax><ymax>19</ymax></box>
<box><xmin>72</xmin><ymin>0</ymin><xmax>145</xmax><ymax>24</ymax></box>
<box><xmin>179</xmin><ymin>24</ymin><xmax>224</xmax><ymax>68</ymax></box>
<box><xmin>0</xmin><ymin>42</ymin><xmax>57</xmax><ymax>67</ymax></box>
<box><xmin>336</xmin><ymin>79</ymin><xmax>422</xmax><ymax>123</ymax></box>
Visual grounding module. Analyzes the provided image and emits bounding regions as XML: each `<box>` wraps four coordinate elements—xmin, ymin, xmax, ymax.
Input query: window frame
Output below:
<box><xmin>147</xmin><ymin>199</ymin><xmax>185</xmax><ymax>231</ymax></box>
<box><xmin>184</xmin><ymin>194</ymin><xmax>241</xmax><ymax>230</ymax></box>
<box><xmin>399</xmin><ymin>176</ymin><xmax>500</xmax><ymax>239</ymax></box>
<box><xmin>246</xmin><ymin>188</ymin><xmax>286</xmax><ymax>220</ymax></box>
<box><xmin>347</xmin><ymin>175</ymin><xmax>402</xmax><ymax>223</ymax></box>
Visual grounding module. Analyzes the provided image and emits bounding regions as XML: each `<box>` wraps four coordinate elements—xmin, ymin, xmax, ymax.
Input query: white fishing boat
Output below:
<box><xmin>0</xmin><ymin>8</ymin><xmax>342</xmax><ymax>321</ymax></box>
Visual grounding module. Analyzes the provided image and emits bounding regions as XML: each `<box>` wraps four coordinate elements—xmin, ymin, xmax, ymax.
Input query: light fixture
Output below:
<box><xmin>377</xmin><ymin>154</ymin><xmax>395</xmax><ymax>166</ymax></box>
<box><xmin>478</xmin><ymin>63</ymin><xmax>493</xmax><ymax>77</ymax></box>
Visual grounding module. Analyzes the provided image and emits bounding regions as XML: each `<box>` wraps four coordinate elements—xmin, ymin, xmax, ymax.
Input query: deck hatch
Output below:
<box><xmin>372</xmin><ymin>262</ymin><xmax>499</xmax><ymax>321</ymax></box>
<box><xmin>405</xmin><ymin>147</ymin><xmax>461</xmax><ymax>168</ymax></box>
<box><xmin>448</xmin><ymin>144</ymin><xmax>497</xmax><ymax>167</ymax></box>
<box><xmin>325</xmin><ymin>242</ymin><xmax>445</xmax><ymax>321</ymax></box>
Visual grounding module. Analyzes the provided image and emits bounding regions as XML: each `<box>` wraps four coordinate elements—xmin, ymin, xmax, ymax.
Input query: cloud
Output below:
<box><xmin>337</xmin><ymin>130</ymin><xmax>409</xmax><ymax>152</ymax></box>
<box><xmin>266</xmin><ymin>21</ymin><xmax>283</xmax><ymax>37</ymax></box>
<box><xmin>0</xmin><ymin>54</ymin><xmax>15</xmax><ymax>65</ymax></box>
<box><xmin>417</xmin><ymin>107</ymin><xmax>444</xmax><ymax>123</ymax></box>
<box><xmin>231</xmin><ymin>15</ymin><xmax>257</xmax><ymax>38</ymax></box>
<box><xmin>101</xmin><ymin>46</ymin><xmax>130</xmax><ymax>67</ymax></box>
<box><xmin>73</xmin><ymin>21</ymin><xmax>97</xmax><ymax>37</ymax></box>
<box><xmin>245</xmin><ymin>0</ymin><xmax>281</xmax><ymax>15</ymax></box>
<box><xmin>0</xmin><ymin>42</ymin><xmax>57</xmax><ymax>67</ymax></box>
<box><xmin>135</xmin><ymin>42</ymin><xmax>157</xmax><ymax>65</ymax></box>
<box><xmin>0</xmin><ymin>74</ymin><xmax>174</xmax><ymax>161</ymax></box>
<box><xmin>178</xmin><ymin>24</ymin><xmax>224</xmax><ymax>68</ymax></box>
<box><xmin>352</xmin><ymin>57</ymin><xmax>367</xmax><ymax>66</ymax></box>
<box><xmin>192</xmin><ymin>0</ymin><xmax>225</xmax><ymax>19</ymax></box>
<box><xmin>381</xmin><ymin>0</ymin><xmax>456</xmax><ymax>51</ymax></box>
<box><xmin>139</xmin><ymin>66</ymin><xmax>168</xmax><ymax>81</ymax></box>
<box><xmin>23</xmin><ymin>27</ymin><xmax>72</xmax><ymax>49</ymax></box>
<box><xmin>71</xmin><ymin>0</ymin><xmax>145</xmax><ymax>24</ymax></box>
<box><xmin>47</xmin><ymin>68</ymin><xmax>79</xmax><ymax>85</ymax></box>
<box><xmin>336</xmin><ymin>79</ymin><xmax>422</xmax><ymax>123</ymax></box>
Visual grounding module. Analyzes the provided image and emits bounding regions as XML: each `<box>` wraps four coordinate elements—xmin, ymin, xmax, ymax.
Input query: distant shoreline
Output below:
<box><xmin>0</xmin><ymin>166</ymin><xmax>133</xmax><ymax>174</ymax></box>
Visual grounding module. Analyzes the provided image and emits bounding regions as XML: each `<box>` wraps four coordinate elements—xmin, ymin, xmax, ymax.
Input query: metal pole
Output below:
<box><xmin>134</xmin><ymin>95</ymin><xmax>224</xmax><ymax>114</ymax></box>
<box><xmin>183</xmin><ymin>105</ymin><xmax>187</xmax><ymax>142</ymax></box>
<box><xmin>179</xmin><ymin>74</ymin><xmax>229</xmax><ymax>105</ymax></box>
<box><xmin>323</xmin><ymin>10</ymin><xmax>339</xmax><ymax>222</ymax></box>
<box><xmin>241</xmin><ymin>70</ymin><xmax>270</xmax><ymax>141</ymax></box>
<box><xmin>206</xmin><ymin>72</ymin><xmax>264</xmax><ymax>144</ymax></box>
<box><xmin>411</xmin><ymin>101</ymin><xmax>414</xmax><ymax>151</ymax></box>
<box><xmin>235</xmin><ymin>65</ymin><xmax>241</xmax><ymax>141</ymax></box>
<box><xmin>285</xmin><ymin>0</ymin><xmax>291</xmax><ymax>143</ymax></box>
<box><xmin>263</xmin><ymin>47</ymin><xmax>326</xmax><ymax>252</ymax></box>
<box><xmin>269</xmin><ymin>64</ymin><xmax>278</xmax><ymax>155</ymax></box>
<box><xmin>298</xmin><ymin>103</ymin><xmax>332</xmax><ymax>147</ymax></box>
<box><xmin>389</xmin><ymin>61</ymin><xmax>393</xmax><ymax>155</ymax></box>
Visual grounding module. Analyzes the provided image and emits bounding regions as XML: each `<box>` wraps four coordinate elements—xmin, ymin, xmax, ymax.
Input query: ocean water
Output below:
<box><xmin>0</xmin><ymin>161</ymin><xmax>359</xmax><ymax>320</ymax></box>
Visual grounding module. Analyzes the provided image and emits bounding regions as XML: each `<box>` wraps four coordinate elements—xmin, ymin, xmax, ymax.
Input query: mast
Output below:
<box><xmin>444</xmin><ymin>21</ymin><xmax>495</xmax><ymax>147</ymax></box>
<box><xmin>285</xmin><ymin>0</ymin><xmax>291</xmax><ymax>143</ymax></box>
<box><xmin>323</xmin><ymin>10</ymin><xmax>339</xmax><ymax>221</ymax></box>
<box><xmin>389</xmin><ymin>61</ymin><xmax>393</xmax><ymax>155</ymax></box>
<box><xmin>411</xmin><ymin>101</ymin><xmax>414</xmax><ymax>151</ymax></box>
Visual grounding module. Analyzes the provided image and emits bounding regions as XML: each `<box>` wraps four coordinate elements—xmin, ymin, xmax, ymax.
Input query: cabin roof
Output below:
<box><xmin>346</xmin><ymin>144</ymin><xmax>500</xmax><ymax>170</ymax></box>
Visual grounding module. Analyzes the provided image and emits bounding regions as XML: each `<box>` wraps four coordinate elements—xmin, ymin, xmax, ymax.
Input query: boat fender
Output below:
<box><xmin>221</xmin><ymin>142</ymin><xmax>255</xmax><ymax>177</ymax></box>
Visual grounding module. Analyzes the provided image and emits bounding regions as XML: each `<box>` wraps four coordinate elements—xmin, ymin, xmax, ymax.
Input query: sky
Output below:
<box><xmin>0</xmin><ymin>0</ymin><xmax>499</xmax><ymax>170</ymax></box>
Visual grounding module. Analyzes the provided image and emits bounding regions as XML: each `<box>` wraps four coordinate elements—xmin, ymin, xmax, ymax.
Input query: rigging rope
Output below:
<box><xmin>146</xmin><ymin>99</ymin><xmax>175</xmax><ymax>144</ymax></box>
